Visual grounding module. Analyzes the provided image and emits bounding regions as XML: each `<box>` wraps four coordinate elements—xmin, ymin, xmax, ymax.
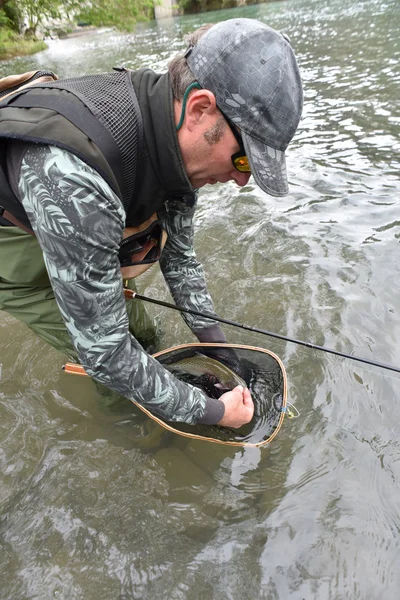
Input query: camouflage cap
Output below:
<box><xmin>186</xmin><ymin>18</ymin><xmax>303</xmax><ymax>196</ymax></box>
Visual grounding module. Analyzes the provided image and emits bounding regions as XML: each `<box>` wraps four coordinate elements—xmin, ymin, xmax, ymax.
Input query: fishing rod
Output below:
<box><xmin>123</xmin><ymin>288</ymin><xmax>400</xmax><ymax>375</ymax></box>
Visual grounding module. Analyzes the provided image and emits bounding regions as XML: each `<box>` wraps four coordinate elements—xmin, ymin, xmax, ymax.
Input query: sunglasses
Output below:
<box><xmin>118</xmin><ymin>221</ymin><xmax>163</xmax><ymax>267</ymax></box>
<box><xmin>222</xmin><ymin>114</ymin><xmax>251</xmax><ymax>173</ymax></box>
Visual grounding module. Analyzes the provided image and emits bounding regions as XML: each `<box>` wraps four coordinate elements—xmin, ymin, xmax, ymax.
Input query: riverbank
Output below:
<box><xmin>0</xmin><ymin>25</ymin><xmax>104</xmax><ymax>61</ymax></box>
<box><xmin>0</xmin><ymin>29</ymin><xmax>47</xmax><ymax>61</ymax></box>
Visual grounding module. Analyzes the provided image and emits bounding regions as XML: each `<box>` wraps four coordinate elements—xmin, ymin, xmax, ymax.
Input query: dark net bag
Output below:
<box><xmin>148</xmin><ymin>343</ymin><xmax>287</xmax><ymax>447</ymax></box>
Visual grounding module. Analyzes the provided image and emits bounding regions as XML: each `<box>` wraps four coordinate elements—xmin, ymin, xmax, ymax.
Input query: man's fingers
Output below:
<box><xmin>217</xmin><ymin>386</ymin><xmax>254</xmax><ymax>427</ymax></box>
<box><xmin>243</xmin><ymin>387</ymin><xmax>253</xmax><ymax>408</ymax></box>
<box><xmin>232</xmin><ymin>385</ymin><xmax>253</xmax><ymax>408</ymax></box>
<box><xmin>233</xmin><ymin>385</ymin><xmax>244</xmax><ymax>394</ymax></box>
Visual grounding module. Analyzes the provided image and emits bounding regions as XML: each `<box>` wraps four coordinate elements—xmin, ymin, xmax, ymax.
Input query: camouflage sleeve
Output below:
<box><xmin>158</xmin><ymin>199</ymin><xmax>227</xmax><ymax>342</ymax></box>
<box><xmin>17</xmin><ymin>144</ymin><xmax>223</xmax><ymax>425</ymax></box>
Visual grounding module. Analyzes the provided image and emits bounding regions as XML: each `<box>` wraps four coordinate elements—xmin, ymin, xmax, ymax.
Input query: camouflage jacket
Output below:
<box><xmin>18</xmin><ymin>144</ymin><xmax>226</xmax><ymax>425</ymax></box>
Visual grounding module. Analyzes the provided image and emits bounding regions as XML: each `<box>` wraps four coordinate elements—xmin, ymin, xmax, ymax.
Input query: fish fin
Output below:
<box><xmin>214</xmin><ymin>383</ymin><xmax>230</xmax><ymax>390</ymax></box>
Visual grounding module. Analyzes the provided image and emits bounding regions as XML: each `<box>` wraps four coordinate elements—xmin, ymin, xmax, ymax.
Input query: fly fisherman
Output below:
<box><xmin>0</xmin><ymin>19</ymin><xmax>303</xmax><ymax>428</ymax></box>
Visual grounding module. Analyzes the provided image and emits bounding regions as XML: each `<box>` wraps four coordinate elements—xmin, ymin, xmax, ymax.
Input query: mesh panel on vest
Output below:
<box><xmin>43</xmin><ymin>72</ymin><xmax>141</xmax><ymax>209</ymax></box>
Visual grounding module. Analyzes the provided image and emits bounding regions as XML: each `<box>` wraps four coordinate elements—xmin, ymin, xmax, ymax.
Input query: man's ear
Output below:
<box><xmin>184</xmin><ymin>89</ymin><xmax>218</xmax><ymax>131</ymax></box>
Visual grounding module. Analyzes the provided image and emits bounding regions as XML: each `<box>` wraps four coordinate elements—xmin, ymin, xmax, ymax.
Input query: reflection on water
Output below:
<box><xmin>1</xmin><ymin>0</ymin><xmax>400</xmax><ymax>597</ymax></box>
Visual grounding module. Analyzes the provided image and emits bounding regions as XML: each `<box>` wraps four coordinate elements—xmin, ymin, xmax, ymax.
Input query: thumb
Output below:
<box><xmin>242</xmin><ymin>387</ymin><xmax>253</xmax><ymax>408</ymax></box>
<box><xmin>231</xmin><ymin>385</ymin><xmax>244</xmax><ymax>397</ymax></box>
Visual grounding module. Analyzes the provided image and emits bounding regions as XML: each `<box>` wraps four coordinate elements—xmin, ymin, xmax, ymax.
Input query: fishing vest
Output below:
<box><xmin>0</xmin><ymin>68</ymin><xmax>162</xmax><ymax>232</ymax></box>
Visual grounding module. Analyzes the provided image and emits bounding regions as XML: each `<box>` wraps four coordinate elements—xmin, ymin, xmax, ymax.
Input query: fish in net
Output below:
<box><xmin>154</xmin><ymin>343</ymin><xmax>287</xmax><ymax>447</ymax></box>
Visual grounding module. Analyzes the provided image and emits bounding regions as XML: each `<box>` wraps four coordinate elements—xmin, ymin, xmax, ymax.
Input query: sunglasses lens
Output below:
<box><xmin>233</xmin><ymin>155</ymin><xmax>251</xmax><ymax>173</ymax></box>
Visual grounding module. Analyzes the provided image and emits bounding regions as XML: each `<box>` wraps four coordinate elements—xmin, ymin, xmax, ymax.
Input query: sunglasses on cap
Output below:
<box><xmin>118</xmin><ymin>220</ymin><xmax>163</xmax><ymax>267</ymax></box>
<box><xmin>221</xmin><ymin>113</ymin><xmax>251</xmax><ymax>174</ymax></box>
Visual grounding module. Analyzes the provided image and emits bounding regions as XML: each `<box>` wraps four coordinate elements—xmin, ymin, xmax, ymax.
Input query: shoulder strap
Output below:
<box><xmin>0</xmin><ymin>70</ymin><xmax>58</xmax><ymax>102</ymax></box>
<box><xmin>0</xmin><ymin>208</ymin><xmax>34</xmax><ymax>234</ymax></box>
<box><xmin>0</xmin><ymin>147</ymin><xmax>34</xmax><ymax>232</ymax></box>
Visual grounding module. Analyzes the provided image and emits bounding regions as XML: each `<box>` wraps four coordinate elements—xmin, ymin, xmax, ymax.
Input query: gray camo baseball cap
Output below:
<box><xmin>185</xmin><ymin>18</ymin><xmax>303</xmax><ymax>196</ymax></box>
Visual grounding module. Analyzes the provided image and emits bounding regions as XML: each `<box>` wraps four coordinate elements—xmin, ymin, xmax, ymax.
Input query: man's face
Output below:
<box><xmin>180</xmin><ymin>111</ymin><xmax>252</xmax><ymax>190</ymax></box>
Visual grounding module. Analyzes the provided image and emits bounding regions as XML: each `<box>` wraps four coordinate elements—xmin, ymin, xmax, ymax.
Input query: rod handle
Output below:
<box><xmin>62</xmin><ymin>362</ymin><xmax>88</xmax><ymax>376</ymax></box>
<box><xmin>123</xmin><ymin>287</ymin><xmax>136</xmax><ymax>300</ymax></box>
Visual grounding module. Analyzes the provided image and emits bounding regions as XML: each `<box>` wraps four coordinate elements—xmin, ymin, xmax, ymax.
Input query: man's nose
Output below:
<box><xmin>231</xmin><ymin>171</ymin><xmax>251</xmax><ymax>186</ymax></box>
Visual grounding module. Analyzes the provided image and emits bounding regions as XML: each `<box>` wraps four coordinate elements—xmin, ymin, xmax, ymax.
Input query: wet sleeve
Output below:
<box><xmin>17</xmin><ymin>144</ymin><xmax>224</xmax><ymax>425</ymax></box>
<box><xmin>158</xmin><ymin>199</ymin><xmax>227</xmax><ymax>343</ymax></box>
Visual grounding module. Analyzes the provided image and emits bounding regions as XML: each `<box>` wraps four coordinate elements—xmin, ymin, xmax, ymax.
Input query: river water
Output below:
<box><xmin>1</xmin><ymin>0</ymin><xmax>399</xmax><ymax>598</ymax></box>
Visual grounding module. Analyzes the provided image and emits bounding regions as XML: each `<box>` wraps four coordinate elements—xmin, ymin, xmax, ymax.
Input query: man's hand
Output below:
<box><xmin>218</xmin><ymin>385</ymin><xmax>254</xmax><ymax>428</ymax></box>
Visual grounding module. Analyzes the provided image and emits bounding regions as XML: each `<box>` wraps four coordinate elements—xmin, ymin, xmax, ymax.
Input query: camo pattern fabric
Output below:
<box><xmin>158</xmin><ymin>200</ymin><xmax>221</xmax><ymax>332</ymax></box>
<box><xmin>18</xmin><ymin>144</ymin><xmax>221</xmax><ymax>424</ymax></box>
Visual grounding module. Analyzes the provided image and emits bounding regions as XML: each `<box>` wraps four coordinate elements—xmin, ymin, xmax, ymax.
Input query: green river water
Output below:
<box><xmin>0</xmin><ymin>0</ymin><xmax>399</xmax><ymax>597</ymax></box>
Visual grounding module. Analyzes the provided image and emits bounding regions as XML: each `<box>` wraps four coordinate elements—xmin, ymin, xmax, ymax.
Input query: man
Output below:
<box><xmin>0</xmin><ymin>18</ymin><xmax>303</xmax><ymax>428</ymax></box>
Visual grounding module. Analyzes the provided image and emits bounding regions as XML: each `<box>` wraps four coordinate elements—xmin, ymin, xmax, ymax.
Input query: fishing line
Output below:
<box><xmin>285</xmin><ymin>402</ymin><xmax>300</xmax><ymax>419</ymax></box>
<box><xmin>124</xmin><ymin>289</ymin><xmax>400</xmax><ymax>375</ymax></box>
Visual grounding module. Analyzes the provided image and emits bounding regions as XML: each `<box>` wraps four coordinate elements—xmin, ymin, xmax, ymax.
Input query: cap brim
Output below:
<box><xmin>242</xmin><ymin>133</ymin><xmax>289</xmax><ymax>197</ymax></box>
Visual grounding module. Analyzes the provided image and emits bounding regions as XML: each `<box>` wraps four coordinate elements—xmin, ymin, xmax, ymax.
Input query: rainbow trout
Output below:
<box><xmin>166</xmin><ymin>353</ymin><xmax>246</xmax><ymax>395</ymax></box>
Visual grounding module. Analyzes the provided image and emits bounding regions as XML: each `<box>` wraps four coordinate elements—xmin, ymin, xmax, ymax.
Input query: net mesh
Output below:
<box><xmin>155</xmin><ymin>344</ymin><xmax>286</xmax><ymax>445</ymax></box>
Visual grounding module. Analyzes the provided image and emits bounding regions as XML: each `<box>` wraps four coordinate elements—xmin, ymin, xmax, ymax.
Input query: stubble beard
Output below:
<box><xmin>186</xmin><ymin>116</ymin><xmax>227</xmax><ymax>187</ymax></box>
<box><xmin>203</xmin><ymin>115</ymin><xmax>226</xmax><ymax>146</ymax></box>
